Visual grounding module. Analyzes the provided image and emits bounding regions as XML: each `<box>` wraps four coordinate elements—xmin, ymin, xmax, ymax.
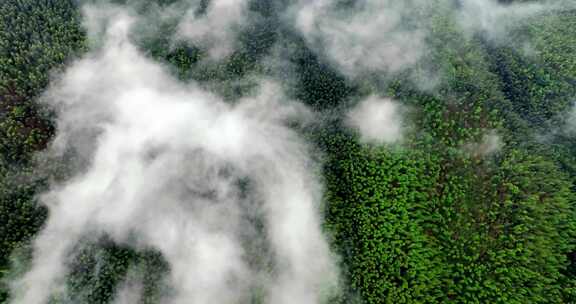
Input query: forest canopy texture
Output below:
<box><xmin>2</xmin><ymin>0</ymin><xmax>576</xmax><ymax>303</ymax></box>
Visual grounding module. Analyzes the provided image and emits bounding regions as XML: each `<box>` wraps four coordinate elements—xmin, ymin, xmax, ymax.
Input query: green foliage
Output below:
<box><xmin>485</xmin><ymin>44</ymin><xmax>575</xmax><ymax>131</ymax></box>
<box><xmin>528</xmin><ymin>12</ymin><xmax>576</xmax><ymax>83</ymax></box>
<box><xmin>323</xmin><ymin>134</ymin><xmax>444</xmax><ymax>303</ymax></box>
<box><xmin>434</xmin><ymin>149</ymin><xmax>576</xmax><ymax>303</ymax></box>
<box><xmin>389</xmin><ymin>12</ymin><xmax>504</xmax><ymax>148</ymax></box>
<box><xmin>322</xmin><ymin>130</ymin><xmax>576</xmax><ymax>303</ymax></box>
<box><xmin>52</xmin><ymin>238</ymin><xmax>170</xmax><ymax>304</ymax></box>
<box><xmin>319</xmin><ymin>7</ymin><xmax>576</xmax><ymax>304</ymax></box>
<box><xmin>284</xmin><ymin>34</ymin><xmax>358</xmax><ymax>110</ymax></box>
<box><xmin>0</xmin><ymin>1</ymin><xmax>86</xmax><ymax>301</ymax></box>
<box><xmin>0</xmin><ymin>0</ymin><xmax>85</xmax><ymax>166</ymax></box>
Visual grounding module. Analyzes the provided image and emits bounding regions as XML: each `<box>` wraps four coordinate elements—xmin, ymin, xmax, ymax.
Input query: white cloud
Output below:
<box><xmin>463</xmin><ymin>130</ymin><xmax>503</xmax><ymax>157</ymax></box>
<box><xmin>456</xmin><ymin>0</ymin><xmax>560</xmax><ymax>41</ymax></box>
<box><xmin>10</xmin><ymin>8</ymin><xmax>338</xmax><ymax>304</ymax></box>
<box><xmin>346</xmin><ymin>96</ymin><xmax>404</xmax><ymax>144</ymax></box>
<box><xmin>289</xmin><ymin>0</ymin><xmax>572</xmax><ymax>80</ymax></box>
<box><xmin>176</xmin><ymin>0</ymin><xmax>249</xmax><ymax>59</ymax></box>
<box><xmin>292</xmin><ymin>0</ymin><xmax>430</xmax><ymax>78</ymax></box>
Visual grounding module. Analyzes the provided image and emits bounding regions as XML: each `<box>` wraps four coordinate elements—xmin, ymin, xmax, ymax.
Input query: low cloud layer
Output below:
<box><xmin>292</xmin><ymin>0</ymin><xmax>431</xmax><ymax>78</ymax></box>
<box><xmin>82</xmin><ymin>0</ymin><xmax>251</xmax><ymax>61</ymax></box>
<box><xmin>10</xmin><ymin>7</ymin><xmax>337</xmax><ymax>304</ymax></box>
<box><xmin>463</xmin><ymin>130</ymin><xmax>503</xmax><ymax>157</ymax></box>
<box><xmin>346</xmin><ymin>96</ymin><xmax>404</xmax><ymax>145</ymax></box>
<box><xmin>176</xmin><ymin>0</ymin><xmax>249</xmax><ymax>59</ymax></box>
<box><xmin>456</xmin><ymin>0</ymin><xmax>567</xmax><ymax>41</ymax></box>
<box><xmin>290</xmin><ymin>0</ymin><xmax>572</xmax><ymax>80</ymax></box>
<box><xmin>10</xmin><ymin>0</ymin><xmax>575</xmax><ymax>303</ymax></box>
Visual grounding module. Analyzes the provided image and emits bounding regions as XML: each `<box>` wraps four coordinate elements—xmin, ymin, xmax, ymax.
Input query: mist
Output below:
<box><xmin>291</xmin><ymin>0</ymin><xmax>432</xmax><ymax>78</ymax></box>
<box><xmin>9</xmin><ymin>7</ymin><xmax>337</xmax><ymax>304</ymax></box>
<box><xmin>289</xmin><ymin>0</ymin><xmax>572</xmax><ymax>82</ymax></box>
<box><xmin>176</xmin><ymin>0</ymin><xmax>248</xmax><ymax>59</ymax></box>
<box><xmin>456</xmin><ymin>0</ymin><xmax>569</xmax><ymax>41</ymax></box>
<box><xmin>346</xmin><ymin>96</ymin><xmax>405</xmax><ymax>145</ymax></box>
<box><xmin>7</xmin><ymin>0</ymin><xmax>575</xmax><ymax>303</ymax></box>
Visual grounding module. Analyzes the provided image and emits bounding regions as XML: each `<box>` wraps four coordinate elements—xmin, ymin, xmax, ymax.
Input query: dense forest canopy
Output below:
<box><xmin>2</xmin><ymin>0</ymin><xmax>576</xmax><ymax>303</ymax></box>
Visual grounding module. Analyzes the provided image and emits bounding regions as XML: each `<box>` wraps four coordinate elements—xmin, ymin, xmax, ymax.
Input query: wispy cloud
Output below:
<box><xmin>10</xmin><ymin>7</ymin><xmax>338</xmax><ymax>304</ymax></box>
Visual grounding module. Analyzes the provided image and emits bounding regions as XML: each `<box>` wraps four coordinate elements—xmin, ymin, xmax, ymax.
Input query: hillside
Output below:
<box><xmin>2</xmin><ymin>0</ymin><xmax>576</xmax><ymax>303</ymax></box>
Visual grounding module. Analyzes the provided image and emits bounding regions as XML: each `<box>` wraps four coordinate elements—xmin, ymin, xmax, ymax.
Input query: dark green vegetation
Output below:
<box><xmin>0</xmin><ymin>1</ymin><xmax>85</xmax><ymax>301</ymax></box>
<box><xmin>2</xmin><ymin>0</ymin><xmax>576</xmax><ymax>303</ymax></box>
<box><xmin>54</xmin><ymin>237</ymin><xmax>169</xmax><ymax>304</ymax></box>
<box><xmin>320</xmin><ymin>8</ymin><xmax>576</xmax><ymax>303</ymax></box>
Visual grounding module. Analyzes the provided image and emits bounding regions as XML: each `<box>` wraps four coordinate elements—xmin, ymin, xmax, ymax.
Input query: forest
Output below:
<box><xmin>2</xmin><ymin>0</ymin><xmax>576</xmax><ymax>303</ymax></box>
